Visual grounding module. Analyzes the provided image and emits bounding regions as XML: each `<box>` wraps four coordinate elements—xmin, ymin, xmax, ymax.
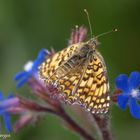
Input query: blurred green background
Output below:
<box><xmin>0</xmin><ymin>0</ymin><xmax>140</xmax><ymax>140</ymax></box>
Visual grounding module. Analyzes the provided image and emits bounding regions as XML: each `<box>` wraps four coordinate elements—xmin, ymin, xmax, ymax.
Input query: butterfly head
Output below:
<box><xmin>77</xmin><ymin>38</ymin><xmax>100</xmax><ymax>57</ymax></box>
<box><xmin>87</xmin><ymin>37</ymin><xmax>100</xmax><ymax>49</ymax></box>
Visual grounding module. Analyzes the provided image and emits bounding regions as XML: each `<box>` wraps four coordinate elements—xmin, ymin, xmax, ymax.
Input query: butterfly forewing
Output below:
<box><xmin>56</xmin><ymin>70</ymin><xmax>83</xmax><ymax>103</ymax></box>
<box><xmin>39</xmin><ymin>43</ymin><xmax>80</xmax><ymax>82</ymax></box>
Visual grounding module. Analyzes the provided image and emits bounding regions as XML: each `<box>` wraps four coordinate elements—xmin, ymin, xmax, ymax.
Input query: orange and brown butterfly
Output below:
<box><xmin>39</xmin><ymin>10</ymin><xmax>117</xmax><ymax>114</ymax></box>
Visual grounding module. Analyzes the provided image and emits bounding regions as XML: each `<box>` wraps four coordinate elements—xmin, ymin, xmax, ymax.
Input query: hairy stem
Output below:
<box><xmin>40</xmin><ymin>106</ymin><xmax>96</xmax><ymax>140</ymax></box>
<box><xmin>93</xmin><ymin>115</ymin><xmax>113</xmax><ymax>140</ymax></box>
<box><xmin>57</xmin><ymin>108</ymin><xmax>96</xmax><ymax>140</ymax></box>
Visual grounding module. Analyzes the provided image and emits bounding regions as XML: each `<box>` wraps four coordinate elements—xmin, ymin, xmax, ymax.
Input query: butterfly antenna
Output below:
<box><xmin>84</xmin><ymin>9</ymin><xmax>93</xmax><ymax>38</ymax></box>
<box><xmin>95</xmin><ymin>28</ymin><xmax>118</xmax><ymax>38</ymax></box>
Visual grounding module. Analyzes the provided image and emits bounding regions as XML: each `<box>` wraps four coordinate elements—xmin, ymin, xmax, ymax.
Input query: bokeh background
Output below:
<box><xmin>0</xmin><ymin>0</ymin><xmax>140</xmax><ymax>140</ymax></box>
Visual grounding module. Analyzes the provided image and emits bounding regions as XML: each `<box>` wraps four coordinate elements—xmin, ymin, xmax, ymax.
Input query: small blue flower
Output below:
<box><xmin>14</xmin><ymin>49</ymin><xmax>49</xmax><ymax>88</ymax></box>
<box><xmin>0</xmin><ymin>92</ymin><xmax>14</xmax><ymax>133</ymax></box>
<box><xmin>116</xmin><ymin>71</ymin><xmax>140</xmax><ymax>119</ymax></box>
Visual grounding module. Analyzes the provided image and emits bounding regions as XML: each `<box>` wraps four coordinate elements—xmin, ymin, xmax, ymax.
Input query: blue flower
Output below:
<box><xmin>116</xmin><ymin>71</ymin><xmax>140</xmax><ymax>119</ymax></box>
<box><xmin>0</xmin><ymin>92</ymin><xmax>14</xmax><ymax>133</ymax></box>
<box><xmin>14</xmin><ymin>49</ymin><xmax>49</xmax><ymax>88</ymax></box>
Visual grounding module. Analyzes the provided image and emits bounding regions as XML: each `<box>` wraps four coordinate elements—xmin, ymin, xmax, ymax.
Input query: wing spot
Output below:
<box><xmin>69</xmin><ymin>85</ymin><xmax>74</xmax><ymax>90</ymax></box>
<box><xmin>64</xmin><ymin>90</ymin><xmax>71</xmax><ymax>95</ymax></box>
<box><xmin>106</xmin><ymin>103</ymin><xmax>110</xmax><ymax>107</ymax></box>
<box><xmin>98</xmin><ymin>104</ymin><xmax>102</xmax><ymax>108</ymax></box>
<box><xmin>65</xmin><ymin>81</ymin><xmax>71</xmax><ymax>86</ymax></box>
<box><xmin>78</xmin><ymin>89</ymin><xmax>83</xmax><ymax>93</ymax></box>
<box><xmin>80</xmin><ymin>95</ymin><xmax>86</xmax><ymax>101</ymax></box>
<box><xmin>100</xmin><ymin>98</ymin><xmax>105</xmax><ymax>103</ymax></box>
<box><xmin>93</xmin><ymin>64</ymin><xmax>98</xmax><ymax>71</ymax></box>
<box><xmin>92</xmin><ymin>110</ymin><xmax>95</xmax><ymax>113</ymax></box>
<box><xmin>103</xmin><ymin>103</ymin><xmax>107</xmax><ymax>108</ymax></box>
<box><xmin>94</xmin><ymin>105</ymin><xmax>97</xmax><ymax>109</ymax></box>
<box><xmin>80</xmin><ymin>80</ymin><xmax>87</xmax><ymax>87</ymax></box>
<box><xmin>96</xmin><ymin>99</ymin><xmax>100</xmax><ymax>103</ymax></box>
<box><xmin>85</xmin><ymin>96</ymin><xmax>91</xmax><ymax>104</ymax></box>
<box><xmin>84</xmin><ymin>88</ymin><xmax>89</xmax><ymax>93</ymax></box>
<box><xmin>92</xmin><ymin>97</ymin><xmax>96</xmax><ymax>101</ymax></box>
<box><xmin>107</xmin><ymin>96</ymin><xmax>110</xmax><ymax>101</ymax></box>
<box><xmin>86</xmin><ymin>77</ymin><xmax>94</xmax><ymax>87</ymax></box>
<box><xmin>94</xmin><ymin>88</ymin><xmax>100</xmax><ymax>96</ymax></box>
<box><xmin>89</xmin><ymin>102</ymin><xmax>94</xmax><ymax>108</ymax></box>
<box><xmin>96</xmin><ymin>72</ymin><xmax>104</xmax><ymax>80</ymax></box>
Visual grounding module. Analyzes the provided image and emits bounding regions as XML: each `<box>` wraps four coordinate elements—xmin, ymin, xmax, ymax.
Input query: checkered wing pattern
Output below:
<box><xmin>39</xmin><ymin>43</ymin><xmax>110</xmax><ymax>114</ymax></box>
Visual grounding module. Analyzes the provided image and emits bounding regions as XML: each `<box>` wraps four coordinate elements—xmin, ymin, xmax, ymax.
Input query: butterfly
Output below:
<box><xmin>38</xmin><ymin>24</ymin><xmax>116</xmax><ymax>114</ymax></box>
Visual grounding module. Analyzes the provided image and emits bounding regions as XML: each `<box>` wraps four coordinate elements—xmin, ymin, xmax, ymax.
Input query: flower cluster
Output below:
<box><xmin>0</xmin><ymin>49</ymin><xmax>51</xmax><ymax>132</ymax></box>
<box><xmin>14</xmin><ymin>49</ymin><xmax>49</xmax><ymax>88</ymax></box>
<box><xmin>0</xmin><ymin>92</ymin><xmax>13</xmax><ymax>132</ymax></box>
<box><xmin>0</xmin><ymin>92</ymin><xmax>19</xmax><ymax>132</ymax></box>
<box><xmin>115</xmin><ymin>71</ymin><xmax>140</xmax><ymax>119</ymax></box>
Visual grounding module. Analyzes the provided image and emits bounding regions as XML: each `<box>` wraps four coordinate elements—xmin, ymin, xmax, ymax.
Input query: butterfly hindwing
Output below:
<box><xmin>75</xmin><ymin>51</ymin><xmax>110</xmax><ymax>113</ymax></box>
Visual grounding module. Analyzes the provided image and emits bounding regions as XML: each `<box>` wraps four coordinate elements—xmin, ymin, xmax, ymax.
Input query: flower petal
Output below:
<box><xmin>0</xmin><ymin>98</ymin><xmax>19</xmax><ymax>109</ymax></box>
<box><xmin>0</xmin><ymin>108</ymin><xmax>5</xmax><ymax>114</ymax></box>
<box><xmin>129</xmin><ymin>98</ymin><xmax>140</xmax><ymax>119</ymax></box>
<box><xmin>7</xmin><ymin>93</ymin><xmax>14</xmax><ymax>99</ymax></box>
<box><xmin>3</xmin><ymin>113</ymin><xmax>12</xmax><ymax>132</ymax></box>
<box><xmin>118</xmin><ymin>94</ymin><xmax>129</xmax><ymax>110</ymax></box>
<box><xmin>32</xmin><ymin>49</ymin><xmax>48</xmax><ymax>71</ymax></box>
<box><xmin>16</xmin><ymin>76</ymin><xmax>30</xmax><ymax>88</ymax></box>
<box><xmin>14</xmin><ymin>49</ymin><xmax>48</xmax><ymax>88</ymax></box>
<box><xmin>0</xmin><ymin>92</ymin><xmax>4</xmax><ymax>100</ymax></box>
<box><xmin>129</xmin><ymin>71</ymin><xmax>140</xmax><ymax>89</ymax></box>
<box><xmin>115</xmin><ymin>74</ymin><xmax>129</xmax><ymax>92</ymax></box>
<box><xmin>14</xmin><ymin>72</ymin><xmax>26</xmax><ymax>81</ymax></box>
<box><xmin>37</xmin><ymin>49</ymin><xmax>48</xmax><ymax>60</ymax></box>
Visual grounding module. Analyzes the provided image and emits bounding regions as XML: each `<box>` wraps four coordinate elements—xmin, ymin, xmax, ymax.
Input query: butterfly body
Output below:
<box><xmin>39</xmin><ymin>37</ymin><xmax>110</xmax><ymax>114</ymax></box>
